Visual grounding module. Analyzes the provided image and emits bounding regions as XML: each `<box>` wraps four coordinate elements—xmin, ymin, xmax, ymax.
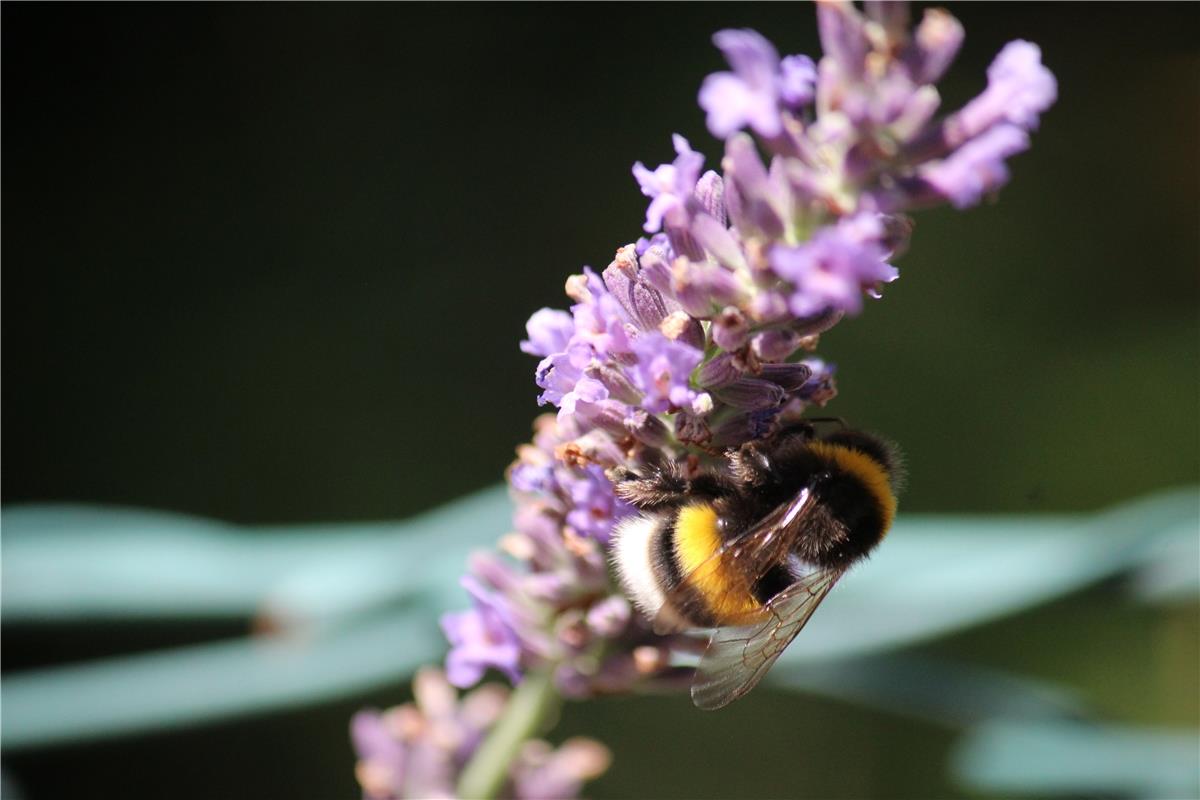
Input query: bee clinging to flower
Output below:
<box><xmin>611</xmin><ymin>421</ymin><xmax>903</xmax><ymax>709</ymax></box>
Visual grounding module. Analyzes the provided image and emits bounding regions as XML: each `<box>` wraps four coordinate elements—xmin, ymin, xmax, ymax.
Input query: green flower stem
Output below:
<box><xmin>456</xmin><ymin>668</ymin><xmax>562</xmax><ymax>799</ymax></box>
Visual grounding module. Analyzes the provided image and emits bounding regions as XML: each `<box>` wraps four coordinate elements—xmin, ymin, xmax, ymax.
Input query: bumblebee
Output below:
<box><xmin>611</xmin><ymin>422</ymin><xmax>902</xmax><ymax>709</ymax></box>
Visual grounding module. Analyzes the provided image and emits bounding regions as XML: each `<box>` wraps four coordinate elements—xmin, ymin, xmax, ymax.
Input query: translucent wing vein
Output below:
<box><xmin>690</xmin><ymin>567</ymin><xmax>843</xmax><ymax>710</ymax></box>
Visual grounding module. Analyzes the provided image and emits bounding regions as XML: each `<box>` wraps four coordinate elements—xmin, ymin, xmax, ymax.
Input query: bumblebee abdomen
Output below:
<box><xmin>611</xmin><ymin>504</ymin><xmax>768</xmax><ymax>631</ymax></box>
<box><xmin>672</xmin><ymin>504</ymin><xmax>768</xmax><ymax>627</ymax></box>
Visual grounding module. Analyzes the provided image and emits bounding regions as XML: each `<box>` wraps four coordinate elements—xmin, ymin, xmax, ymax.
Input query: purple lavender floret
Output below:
<box><xmin>948</xmin><ymin>41</ymin><xmax>1058</xmax><ymax>146</ymax></box>
<box><xmin>441</xmin><ymin>576</ymin><xmax>524</xmax><ymax>687</ymax></box>
<box><xmin>699</xmin><ymin>29</ymin><xmax>816</xmax><ymax>139</ymax></box>
<box><xmin>769</xmin><ymin>214</ymin><xmax>899</xmax><ymax>316</ymax></box>
<box><xmin>563</xmin><ymin>464</ymin><xmax>631</xmax><ymax>544</ymax></box>
<box><xmin>632</xmin><ymin>134</ymin><xmax>705</xmax><ymax>234</ymax></box>
<box><xmin>521</xmin><ymin>309</ymin><xmax>574</xmax><ymax>358</ymax></box>
<box><xmin>627</xmin><ymin>332</ymin><xmax>704</xmax><ymax>414</ymax></box>
<box><xmin>780</xmin><ymin>54</ymin><xmax>818</xmax><ymax>108</ymax></box>
<box><xmin>920</xmin><ymin>124</ymin><xmax>1031</xmax><ymax>209</ymax></box>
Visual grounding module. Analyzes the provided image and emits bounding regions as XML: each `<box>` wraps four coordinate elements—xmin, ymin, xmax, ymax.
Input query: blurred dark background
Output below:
<box><xmin>3</xmin><ymin>3</ymin><xmax>1197</xmax><ymax>799</ymax></box>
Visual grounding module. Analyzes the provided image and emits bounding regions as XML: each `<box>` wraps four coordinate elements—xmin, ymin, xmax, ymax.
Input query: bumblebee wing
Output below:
<box><xmin>651</xmin><ymin>487</ymin><xmax>817</xmax><ymax>635</ymax></box>
<box><xmin>690</xmin><ymin>566</ymin><xmax>843</xmax><ymax>710</ymax></box>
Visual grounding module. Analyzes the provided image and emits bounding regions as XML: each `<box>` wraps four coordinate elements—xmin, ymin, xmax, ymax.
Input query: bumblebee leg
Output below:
<box><xmin>727</xmin><ymin>442</ymin><xmax>774</xmax><ymax>487</ymax></box>
<box><xmin>611</xmin><ymin>462</ymin><xmax>735</xmax><ymax>510</ymax></box>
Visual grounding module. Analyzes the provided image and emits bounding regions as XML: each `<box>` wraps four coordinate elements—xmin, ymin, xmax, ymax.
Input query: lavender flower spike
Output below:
<box><xmin>364</xmin><ymin>3</ymin><xmax>1055</xmax><ymax>796</ymax></box>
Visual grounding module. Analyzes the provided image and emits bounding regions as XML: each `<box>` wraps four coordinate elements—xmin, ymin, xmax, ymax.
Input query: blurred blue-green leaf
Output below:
<box><xmin>2</xmin><ymin>486</ymin><xmax>1195</xmax><ymax>751</ymax></box>
<box><xmin>952</xmin><ymin>719</ymin><xmax>1200</xmax><ymax>798</ymax></box>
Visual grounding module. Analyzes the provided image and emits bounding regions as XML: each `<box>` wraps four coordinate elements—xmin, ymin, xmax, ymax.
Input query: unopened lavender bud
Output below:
<box><xmin>723</xmin><ymin>174</ymin><xmax>747</xmax><ymax>234</ymax></box>
<box><xmin>697</xmin><ymin>352</ymin><xmax>741</xmax><ymax>389</ymax></box>
<box><xmin>675</xmin><ymin>411</ymin><xmax>712</xmax><ymax>446</ymax></box>
<box><xmin>758</xmin><ymin>361</ymin><xmax>812</xmax><ymax>391</ymax></box>
<box><xmin>793</xmin><ymin>307</ymin><xmax>845</xmax><ymax>337</ymax></box>
<box><xmin>713</xmin><ymin>306</ymin><xmax>751</xmax><ymax>351</ymax></box>
<box><xmin>710</xmin><ymin>408</ymin><xmax>780</xmax><ymax>447</ymax></box>
<box><xmin>713</xmin><ymin>377</ymin><xmax>787</xmax><ymax>410</ymax></box>
<box><xmin>748</xmin><ymin>289</ymin><xmax>790</xmax><ymax>323</ymax></box>
<box><xmin>413</xmin><ymin>666</ymin><xmax>459</xmax><ymax>717</ymax></box>
<box><xmin>586</xmin><ymin>362</ymin><xmax>641</xmax><ymax>404</ymax></box>
<box><xmin>666</xmin><ymin>224</ymin><xmax>706</xmax><ymax>264</ymax></box>
<box><xmin>693</xmin><ymin>170</ymin><xmax>727</xmax><ymax>227</ymax></box>
<box><xmin>751</xmin><ymin>329</ymin><xmax>803</xmax><ymax>360</ymax></box>
<box><xmin>658</xmin><ymin>309</ymin><xmax>705</xmax><ymax>350</ymax></box>
<box><xmin>623</xmin><ymin>408</ymin><xmax>670</xmax><ymax>449</ymax></box>
<box><xmin>601</xmin><ymin>246</ymin><xmax>638</xmax><ymax>314</ymax></box>
<box><xmin>670</xmin><ymin>259</ymin><xmax>717</xmax><ymax>318</ymax></box>
<box><xmin>499</xmin><ymin>532</ymin><xmax>537</xmax><ymax>562</ymax></box>
<box><xmin>570</xmin><ymin>398</ymin><xmax>629</xmax><ymax>438</ymax></box>
<box><xmin>907</xmin><ymin>8</ymin><xmax>964</xmax><ymax>85</ymax></box>
<box><xmin>817</xmin><ymin>0</ymin><xmax>870</xmax><ymax>79</ymax></box>
<box><xmin>636</xmin><ymin>240</ymin><xmax>675</xmax><ymax>297</ymax></box>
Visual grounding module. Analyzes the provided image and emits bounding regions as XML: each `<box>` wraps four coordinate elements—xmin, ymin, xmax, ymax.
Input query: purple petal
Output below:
<box><xmin>633</xmin><ymin>136</ymin><xmax>705</xmax><ymax>233</ymax></box>
<box><xmin>700</xmin><ymin>29</ymin><xmax>786</xmax><ymax>138</ymax></box>
<box><xmin>628</xmin><ymin>331</ymin><xmax>703</xmax><ymax>414</ymax></box>
<box><xmin>770</xmin><ymin>214</ymin><xmax>898</xmax><ymax>317</ymax></box>
<box><xmin>699</xmin><ymin>73</ymin><xmax>763</xmax><ymax>139</ymax></box>
<box><xmin>950</xmin><ymin>40</ymin><xmax>1057</xmax><ymax>145</ymax></box>
<box><xmin>713</xmin><ymin>29</ymin><xmax>780</xmax><ymax>84</ymax></box>
<box><xmin>520</xmin><ymin>308</ymin><xmax>574</xmax><ymax>357</ymax></box>
<box><xmin>920</xmin><ymin>124</ymin><xmax>1030</xmax><ymax>208</ymax></box>
<box><xmin>779</xmin><ymin>54</ymin><xmax>817</xmax><ymax>108</ymax></box>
